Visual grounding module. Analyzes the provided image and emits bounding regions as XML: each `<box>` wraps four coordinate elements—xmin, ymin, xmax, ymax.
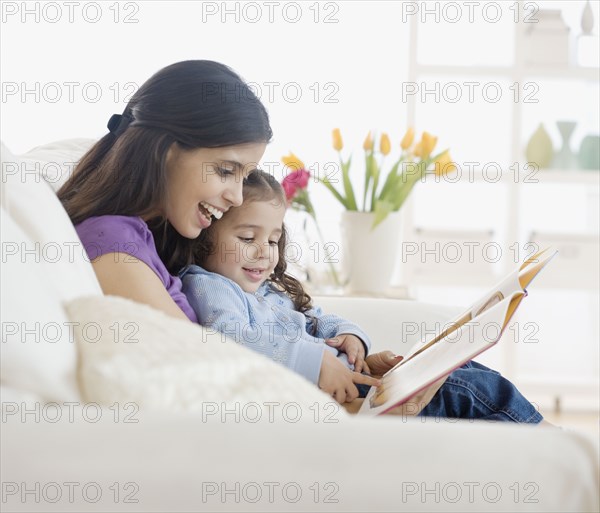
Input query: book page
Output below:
<box><xmin>519</xmin><ymin>247</ymin><xmax>558</xmax><ymax>289</ymax></box>
<box><xmin>397</xmin><ymin>247</ymin><xmax>557</xmax><ymax>365</ymax></box>
<box><xmin>358</xmin><ymin>247</ymin><xmax>556</xmax><ymax>416</ymax></box>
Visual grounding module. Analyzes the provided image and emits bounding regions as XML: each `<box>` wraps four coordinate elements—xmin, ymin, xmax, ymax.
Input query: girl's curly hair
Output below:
<box><xmin>192</xmin><ymin>169</ymin><xmax>314</xmax><ymax>314</ymax></box>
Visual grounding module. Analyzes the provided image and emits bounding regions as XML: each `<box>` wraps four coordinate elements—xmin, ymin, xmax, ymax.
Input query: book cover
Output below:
<box><xmin>358</xmin><ymin>247</ymin><xmax>558</xmax><ymax>416</ymax></box>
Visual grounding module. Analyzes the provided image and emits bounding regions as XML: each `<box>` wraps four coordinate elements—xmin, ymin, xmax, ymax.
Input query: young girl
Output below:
<box><xmin>180</xmin><ymin>170</ymin><xmax>545</xmax><ymax>423</ymax></box>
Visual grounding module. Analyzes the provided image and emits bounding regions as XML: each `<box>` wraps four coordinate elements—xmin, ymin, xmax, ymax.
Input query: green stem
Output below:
<box><xmin>312</xmin><ymin>216</ymin><xmax>341</xmax><ymax>287</ymax></box>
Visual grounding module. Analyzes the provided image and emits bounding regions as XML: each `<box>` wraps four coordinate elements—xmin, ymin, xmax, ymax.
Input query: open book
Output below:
<box><xmin>358</xmin><ymin>247</ymin><xmax>558</xmax><ymax>416</ymax></box>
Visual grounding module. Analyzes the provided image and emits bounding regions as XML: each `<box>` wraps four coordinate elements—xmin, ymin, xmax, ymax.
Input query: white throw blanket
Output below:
<box><xmin>67</xmin><ymin>295</ymin><xmax>348</xmax><ymax>420</ymax></box>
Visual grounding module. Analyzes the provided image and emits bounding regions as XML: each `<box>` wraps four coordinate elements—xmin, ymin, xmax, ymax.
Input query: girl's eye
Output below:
<box><xmin>217</xmin><ymin>167</ymin><xmax>235</xmax><ymax>177</ymax></box>
<box><xmin>238</xmin><ymin>237</ymin><xmax>253</xmax><ymax>243</ymax></box>
<box><xmin>268</xmin><ymin>240</ymin><xmax>279</xmax><ymax>246</ymax></box>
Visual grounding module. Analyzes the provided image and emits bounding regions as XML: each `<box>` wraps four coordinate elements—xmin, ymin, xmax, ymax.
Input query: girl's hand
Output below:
<box><xmin>318</xmin><ymin>351</ymin><xmax>381</xmax><ymax>404</ymax></box>
<box><xmin>325</xmin><ymin>334</ymin><xmax>369</xmax><ymax>374</ymax></box>
<box><xmin>364</xmin><ymin>351</ymin><xmax>404</xmax><ymax>378</ymax></box>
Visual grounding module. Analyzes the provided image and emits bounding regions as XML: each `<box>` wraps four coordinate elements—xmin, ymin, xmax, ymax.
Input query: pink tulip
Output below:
<box><xmin>282</xmin><ymin>169</ymin><xmax>310</xmax><ymax>201</ymax></box>
<box><xmin>282</xmin><ymin>179</ymin><xmax>298</xmax><ymax>202</ymax></box>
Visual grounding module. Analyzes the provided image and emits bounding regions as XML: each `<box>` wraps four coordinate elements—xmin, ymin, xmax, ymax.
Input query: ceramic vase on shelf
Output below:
<box><xmin>524</xmin><ymin>9</ymin><xmax>569</xmax><ymax>66</ymax></box>
<box><xmin>581</xmin><ymin>0</ymin><xmax>594</xmax><ymax>34</ymax></box>
<box><xmin>577</xmin><ymin>0</ymin><xmax>599</xmax><ymax>67</ymax></box>
<box><xmin>578</xmin><ymin>135</ymin><xmax>600</xmax><ymax>170</ymax></box>
<box><xmin>340</xmin><ymin>210</ymin><xmax>403</xmax><ymax>295</ymax></box>
<box><xmin>526</xmin><ymin>123</ymin><xmax>554</xmax><ymax>169</ymax></box>
<box><xmin>552</xmin><ymin>121</ymin><xmax>578</xmax><ymax>170</ymax></box>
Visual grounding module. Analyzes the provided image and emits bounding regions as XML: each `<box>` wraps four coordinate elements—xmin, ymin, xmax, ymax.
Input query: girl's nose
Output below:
<box><xmin>251</xmin><ymin>242</ymin><xmax>273</xmax><ymax>262</ymax></box>
<box><xmin>255</xmin><ymin>242</ymin><xmax>269</xmax><ymax>260</ymax></box>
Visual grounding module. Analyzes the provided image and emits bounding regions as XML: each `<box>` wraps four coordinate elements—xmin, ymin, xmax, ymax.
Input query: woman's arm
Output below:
<box><xmin>92</xmin><ymin>253</ymin><xmax>190</xmax><ymax>321</ymax></box>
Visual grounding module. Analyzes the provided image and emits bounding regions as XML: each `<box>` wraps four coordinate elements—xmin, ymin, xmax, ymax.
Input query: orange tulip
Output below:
<box><xmin>282</xmin><ymin>152</ymin><xmax>305</xmax><ymax>171</ymax></box>
<box><xmin>332</xmin><ymin>128</ymin><xmax>343</xmax><ymax>151</ymax></box>
<box><xmin>363</xmin><ymin>131</ymin><xmax>374</xmax><ymax>151</ymax></box>
<box><xmin>420</xmin><ymin>131</ymin><xmax>438</xmax><ymax>159</ymax></box>
<box><xmin>433</xmin><ymin>150</ymin><xmax>457</xmax><ymax>176</ymax></box>
<box><xmin>412</xmin><ymin>141</ymin><xmax>423</xmax><ymax>158</ymax></box>
<box><xmin>380</xmin><ymin>133</ymin><xmax>391</xmax><ymax>156</ymax></box>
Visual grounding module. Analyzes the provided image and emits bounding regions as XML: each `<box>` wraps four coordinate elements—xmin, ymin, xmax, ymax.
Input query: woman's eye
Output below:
<box><xmin>217</xmin><ymin>167</ymin><xmax>235</xmax><ymax>176</ymax></box>
<box><xmin>238</xmin><ymin>237</ymin><xmax>253</xmax><ymax>243</ymax></box>
<box><xmin>268</xmin><ymin>240</ymin><xmax>279</xmax><ymax>246</ymax></box>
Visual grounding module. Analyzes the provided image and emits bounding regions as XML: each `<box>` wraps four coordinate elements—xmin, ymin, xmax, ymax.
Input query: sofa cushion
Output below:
<box><xmin>1</xmin><ymin>141</ymin><xmax>102</xmax><ymax>301</ymax></box>
<box><xmin>17</xmin><ymin>138</ymin><xmax>95</xmax><ymax>192</ymax></box>
<box><xmin>1</xmin><ymin>210</ymin><xmax>82</xmax><ymax>401</ymax></box>
<box><xmin>315</xmin><ymin>296</ymin><xmax>461</xmax><ymax>355</ymax></box>
<box><xmin>1</xmin><ymin>141</ymin><xmax>102</xmax><ymax>402</ymax></box>
<box><xmin>68</xmin><ymin>294</ymin><xmax>344</xmax><ymax>416</ymax></box>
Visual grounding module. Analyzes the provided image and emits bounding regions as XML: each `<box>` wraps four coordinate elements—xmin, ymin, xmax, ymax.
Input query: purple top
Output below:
<box><xmin>75</xmin><ymin>215</ymin><xmax>198</xmax><ymax>323</ymax></box>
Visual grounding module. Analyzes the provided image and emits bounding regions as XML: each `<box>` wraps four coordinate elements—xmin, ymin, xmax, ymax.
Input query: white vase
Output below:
<box><xmin>340</xmin><ymin>211</ymin><xmax>403</xmax><ymax>294</ymax></box>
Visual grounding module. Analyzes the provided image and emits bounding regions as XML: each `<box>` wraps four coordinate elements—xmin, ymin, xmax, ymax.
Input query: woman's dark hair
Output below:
<box><xmin>58</xmin><ymin>60</ymin><xmax>272</xmax><ymax>273</ymax></box>
<box><xmin>194</xmin><ymin>170</ymin><xmax>314</xmax><ymax>315</ymax></box>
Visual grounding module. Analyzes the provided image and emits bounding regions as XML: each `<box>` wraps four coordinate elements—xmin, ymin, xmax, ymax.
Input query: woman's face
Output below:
<box><xmin>164</xmin><ymin>142</ymin><xmax>267</xmax><ymax>239</ymax></box>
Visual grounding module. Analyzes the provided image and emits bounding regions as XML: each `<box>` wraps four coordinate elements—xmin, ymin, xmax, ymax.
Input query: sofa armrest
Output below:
<box><xmin>313</xmin><ymin>296</ymin><xmax>461</xmax><ymax>356</ymax></box>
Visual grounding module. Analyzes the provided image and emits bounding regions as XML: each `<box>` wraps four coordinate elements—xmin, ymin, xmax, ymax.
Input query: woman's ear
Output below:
<box><xmin>165</xmin><ymin>142</ymin><xmax>179</xmax><ymax>165</ymax></box>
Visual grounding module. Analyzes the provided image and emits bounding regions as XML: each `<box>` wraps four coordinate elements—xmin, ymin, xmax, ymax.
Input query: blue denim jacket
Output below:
<box><xmin>179</xmin><ymin>265</ymin><xmax>371</xmax><ymax>385</ymax></box>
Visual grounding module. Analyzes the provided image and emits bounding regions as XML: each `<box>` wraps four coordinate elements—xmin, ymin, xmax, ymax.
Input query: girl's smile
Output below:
<box><xmin>203</xmin><ymin>198</ymin><xmax>286</xmax><ymax>293</ymax></box>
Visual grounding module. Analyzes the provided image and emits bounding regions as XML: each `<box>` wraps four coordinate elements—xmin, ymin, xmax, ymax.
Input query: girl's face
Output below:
<box><xmin>203</xmin><ymin>198</ymin><xmax>286</xmax><ymax>293</ymax></box>
<box><xmin>164</xmin><ymin>142</ymin><xmax>267</xmax><ymax>239</ymax></box>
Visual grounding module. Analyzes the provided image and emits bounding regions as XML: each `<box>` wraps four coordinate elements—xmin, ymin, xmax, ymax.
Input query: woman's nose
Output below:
<box><xmin>223</xmin><ymin>179</ymin><xmax>243</xmax><ymax>207</ymax></box>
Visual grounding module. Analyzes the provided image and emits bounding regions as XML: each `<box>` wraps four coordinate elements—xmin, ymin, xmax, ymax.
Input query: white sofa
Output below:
<box><xmin>1</xmin><ymin>139</ymin><xmax>599</xmax><ymax>512</ymax></box>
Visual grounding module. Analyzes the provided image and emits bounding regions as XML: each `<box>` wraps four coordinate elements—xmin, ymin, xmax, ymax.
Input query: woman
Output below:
<box><xmin>58</xmin><ymin>60</ymin><xmax>271</xmax><ymax>321</ymax></box>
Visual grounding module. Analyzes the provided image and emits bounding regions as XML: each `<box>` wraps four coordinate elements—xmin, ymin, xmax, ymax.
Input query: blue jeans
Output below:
<box><xmin>356</xmin><ymin>360</ymin><xmax>543</xmax><ymax>424</ymax></box>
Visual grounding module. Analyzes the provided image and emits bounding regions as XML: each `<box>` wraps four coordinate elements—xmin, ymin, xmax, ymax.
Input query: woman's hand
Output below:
<box><xmin>325</xmin><ymin>334</ymin><xmax>368</xmax><ymax>373</ymax></box>
<box><xmin>318</xmin><ymin>351</ymin><xmax>381</xmax><ymax>404</ymax></box>
<box><xmin>364</xmin><ymin>351</ymin><xmax>404</xmax><ymax>378</ymax></box>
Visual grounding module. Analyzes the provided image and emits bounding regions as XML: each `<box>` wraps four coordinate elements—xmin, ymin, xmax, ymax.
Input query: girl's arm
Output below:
<box><xmin>305</xmin><ymin>305</ymin><xmax>372</xmax><ymax>372</ymax></box>
<box><xmin>182</xmin><ymin>270</ymin><xmax>381</xmax><ymax>401</ymax></box>
<box><xmin>92</xmin><ymin>253</ymin><xmax>190</xmax><ymax>321</ymax></box>
<box><xmin>182</xmin><ymin>271</ymin><xmax>327</xmax><ymax>384</ymax></box>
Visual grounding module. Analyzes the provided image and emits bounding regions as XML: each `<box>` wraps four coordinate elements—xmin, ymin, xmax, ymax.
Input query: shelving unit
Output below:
<box><xmin>402</xmin><ymin>1</ymin><xmax>599</xmax><ymax>411</ymax></box>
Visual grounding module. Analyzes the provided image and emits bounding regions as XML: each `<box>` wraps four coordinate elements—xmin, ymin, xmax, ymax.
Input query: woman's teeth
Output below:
<box><xmin>200</xmin><ymin>201</ymin><xmax>223</xmax><ymax>220</ymax></box>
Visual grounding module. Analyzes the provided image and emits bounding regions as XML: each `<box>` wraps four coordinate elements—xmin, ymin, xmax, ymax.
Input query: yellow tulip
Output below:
<box><xmin>400</xmin><ymin>127</ymin><xmax>415</xmax><ymax>150</ymax></box>
<box><xmin>332</xmin><ymin>128</ymin><xmax>343</xmax><ymax>151</ymax></box>
<box><xmin>363</xmin><ymin>131</ymin><xmax>374</xmax><ymax>151</ymax></box>
<box><xmin>420</xmin><ymin>131</ymin><xmax>438</xmax><ymax>159</ymax></box>
<box><xmin>412</xmin><ymin>141</ymin><xmax>423</xmax><ymax>158</ymax></box>
<box><xmin>380</xmin><ymin>133</ymin><xmax>391</xmax><ymax>156</ymax></box>
<box><xmin>433</xmin><ymin>150</ymin><xmax>457</xmax><ymax>176</ymax></box>
<box><xmin>282</xmin><ymin>152</ymin><xmax>305</xmax><ymax>171</ymax></box>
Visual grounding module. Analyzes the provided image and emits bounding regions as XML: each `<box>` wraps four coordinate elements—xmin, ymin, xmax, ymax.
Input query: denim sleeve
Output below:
<box><xmin>305</xmin><ymin>304</ymin><xmax>372</xmax><ymax>356</ymax></box>
<box><xmin>181</xmin><ymin>268</ymin><xmax>325</xmax><ymax>385</ymax></box>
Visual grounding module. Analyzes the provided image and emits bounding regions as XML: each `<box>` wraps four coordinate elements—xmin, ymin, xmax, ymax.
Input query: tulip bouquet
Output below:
<box><xmin>323</xmin><ymin>128</ymin><xmax>456</xmax><ymax>228</ymax></box>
